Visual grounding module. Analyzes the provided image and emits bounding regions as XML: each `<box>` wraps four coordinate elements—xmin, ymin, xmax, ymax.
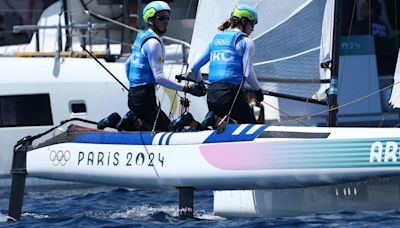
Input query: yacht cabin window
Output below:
<box><xmin>0</xmin><ymin>94</ymin><xmax>53</xmax><ymax>127</ymax></box>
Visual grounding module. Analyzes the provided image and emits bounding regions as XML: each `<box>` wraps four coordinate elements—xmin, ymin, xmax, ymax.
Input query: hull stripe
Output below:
<box><xmin>166</xmin><ymin>133</ymin><xmax>174</xmax><ymax>145</ymax></box>
<box><xmin>159</xmin><ymin>133</ymin><xmax>167</xmax><ymax>145</ymax></box>
<box><xmin>232</xmin><ymin>124</ymin><xmax>249</xmax><ymax>135</ymax></box>
<box><xmin>246</xmin><ymin>125</ymin><xmax>263</xmax><ymax>135</ymax></box>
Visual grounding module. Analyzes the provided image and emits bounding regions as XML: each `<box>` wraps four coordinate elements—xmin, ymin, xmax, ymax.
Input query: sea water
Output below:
<box><xmin>1</xmin><ymin>186</ymin><xmax>400</xmax><ymax>227</ymax></box>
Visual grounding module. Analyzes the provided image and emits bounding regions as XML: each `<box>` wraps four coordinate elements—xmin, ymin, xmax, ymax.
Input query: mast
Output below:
<box><xmin>121</xmin><ymin>0</ymin><xmax>131</xmax><ymax>54</ymax></box>
<box><xmin>328</xmin><ymin>0</ymin><xmax>342</xmax><ymax>127</ymax></box>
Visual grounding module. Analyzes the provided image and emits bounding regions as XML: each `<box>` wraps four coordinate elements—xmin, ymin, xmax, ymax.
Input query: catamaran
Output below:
<box><xmin>6</xmin><ymin>0</ymin><xmax>400</xmax><ymax>220</ymax></box>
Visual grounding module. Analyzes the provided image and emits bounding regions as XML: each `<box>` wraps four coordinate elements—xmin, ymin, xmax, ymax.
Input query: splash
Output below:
<box><xmin>0</xmin><ymin>213</ymin><xmax>7</xmax><ymax>222</ymax></box>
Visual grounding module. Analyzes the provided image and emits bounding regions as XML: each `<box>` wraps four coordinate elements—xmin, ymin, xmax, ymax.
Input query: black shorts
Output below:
<box><xmin>128</xmin><ymin>84</ymin><xmax>170</xmax><ymax>131</ymax></box>
<box><xmin>207</xmin><ymin>82</ymin><xmax>256</xmax><ymax>124</ymax></box>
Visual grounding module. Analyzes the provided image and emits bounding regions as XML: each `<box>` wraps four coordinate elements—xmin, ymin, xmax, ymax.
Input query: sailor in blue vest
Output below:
<box><xmin>125</xmin><ymin>1</ymin><xmax>205</xmax><ymax>131</ymax></box>
<box><xmin>191</xmin><ymin>4</ymin><xmax>264</xmax><ymax>125</ymax></box>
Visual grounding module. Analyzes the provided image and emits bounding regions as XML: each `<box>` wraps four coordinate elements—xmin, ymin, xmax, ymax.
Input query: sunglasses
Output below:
<box><xmin>155</xmin><ymin>16</ymin><xmax>170</xmax><ymax>21</ymax></box>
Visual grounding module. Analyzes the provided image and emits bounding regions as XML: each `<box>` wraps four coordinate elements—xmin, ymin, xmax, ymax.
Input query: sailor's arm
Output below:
<box><xmin>190</xmin><ymin>45</ymin><xmax>211</xmax><ymax>82</ymax></box>
<box><xmin>241</xmin><ymin>37</ymin><xmax>261</xmax><ymax>91</ymax></box>
<box><xmin>144</xmin><ymin>39</ymin><xmax>184</xmax><ymax>91</ymax></box>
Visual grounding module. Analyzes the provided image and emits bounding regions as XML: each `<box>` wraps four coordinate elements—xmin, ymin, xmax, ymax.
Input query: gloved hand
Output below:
<box><xmin>255</xmin><ymin>89</ymin><xmax>264</xmax><ymax>102</ymax></box>
<box><xmin>183</xmin><ymin>83</ymin><xmax>206</xmax><ymax>97</ymax></box>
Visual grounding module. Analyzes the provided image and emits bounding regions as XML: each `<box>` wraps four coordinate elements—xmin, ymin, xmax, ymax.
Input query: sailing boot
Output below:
<box><xmin>97</xmin><ymin>112</ymin><xmax>121</xmax><ymax>130</ymax></box>
<box><xmin>199</xmin><ymin>111</ymin><xmax>218</xmax><ymax>130</ymax></box>
<box><xmin>116</xmin><ymin>111</ymin><xmax>142</xmax><ymax>131</ymax></box>
<box><xmin>169</xmin><ymin>112</ymin><xmax>194</xmax><ymax>132</ymax></box>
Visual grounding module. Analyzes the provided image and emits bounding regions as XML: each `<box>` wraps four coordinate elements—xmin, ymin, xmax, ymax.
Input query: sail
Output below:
<box><xmin>189</xmin><ymin>0</ymin><xmax>331</xmax><ymax>100</ymax></box>
<box><xmin>388</xmin><ymin>50</ymin><xmax>400</xmax><ymax>108</ymax></box>
<box><xmin>389</xmin><ymin>52</ymin><xmax>400</xmax><ymax>108</ymax></box>
<box><xmin>253</xmin><ymin>0</ymin><xmax>329</xmax><ymax>99</ymax></box>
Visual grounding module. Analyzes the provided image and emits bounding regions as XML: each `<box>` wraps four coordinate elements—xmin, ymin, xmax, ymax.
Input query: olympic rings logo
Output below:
<box><xmin>49</xmin><ymin>150</ymin><xmax>70</xmax><ymax>166</ymax></box>
<box><xmin>213</xmin><ymin>39</ymin><xmax>229</xmax><ymax>46</ymax></box>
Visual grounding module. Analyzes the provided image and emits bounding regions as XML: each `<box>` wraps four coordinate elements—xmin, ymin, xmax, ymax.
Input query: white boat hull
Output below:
<box><xmin>215</xmin><ymin>176</ymin><xmax>400</xmax><ymax>217</ymax></box>
<box><xmin>24</xmin><ymin>124</ymin><xmax>400</xmax><ymax>190</ymax></box>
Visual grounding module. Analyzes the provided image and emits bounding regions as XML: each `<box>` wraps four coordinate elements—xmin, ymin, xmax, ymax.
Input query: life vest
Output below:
<box><xmin>127</xmin><ymin>30</ymin><xmax>160</xmax><ymax>87</ymax></box>
<box><xmin>208</xmin><ymin>30</ymin><xmax>246</xmax><ymax>85</ymax></box>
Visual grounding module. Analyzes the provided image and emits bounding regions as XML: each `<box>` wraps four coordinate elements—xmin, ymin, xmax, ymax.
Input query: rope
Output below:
<box><xmin>273</xmin><ymin>81</ymin><xmax>399</xmax><ymax>126</ymax></box>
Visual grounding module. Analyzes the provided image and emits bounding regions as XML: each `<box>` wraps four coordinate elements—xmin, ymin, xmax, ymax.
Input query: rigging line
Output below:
<box><xmin>254</xmin><ymin>47</ymin><xmax>320</xmax><ymax>65</ymax></box>
<box><xmin>139</xmin><ymin>131</ymin><xmax>162</xmax><ymax>186</ymax></box>
<box><xmin>221</xmin><ymin>76</ymin><xmax>245</xmax><ymax>125</ymax></box>
<box><xmin>261</xmin><ymin>100</ymin><xmax>309</xmax><ymax>126</ymax></box>
<box><xmin>80</xmin><ymin>44</ymin><xmax>129</xmax><ymax>91</ymax></box>
<box><xmin>151</xmin><ymin>2</ymin><xmax>194</xmax><ymax>134</ymax></box>
<box><xmin>221</xmin><ymin>40</ymin><xmax>252</xmax><ymax>125</ymax></box>
<box><xmin>273</xmin><ymin>80</ymin><xmax>398</xmax><ymax>126</ymax></box>
<box><xmin>185</xmin><ymin>0</ymin><xmax>194</xmax><ymax>19</ymax></box>
<box><xmin>298</xmin><ymin>1</ymin><xmax>327</xmax><ymax>125</ymax></box>
<box><xmin>299</xmin><ymin>1</ymin><xmax>324</xmax><ymax>126</ymax></box>
<box><xmin>283</xmin><ymin>0</ymin><xmax>331</xmax><ymax>122</ymax></box>
<box><xmin>158</xmin><ymin>44</ymin><xmax>188</xmax><ymax>121</ymax></box>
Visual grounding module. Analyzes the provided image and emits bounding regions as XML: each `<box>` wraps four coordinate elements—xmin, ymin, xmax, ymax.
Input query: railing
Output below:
<box><xmin>13</xmin><ymin>23</ymin><xmax>113</xmax><ymax>54</ymax></box>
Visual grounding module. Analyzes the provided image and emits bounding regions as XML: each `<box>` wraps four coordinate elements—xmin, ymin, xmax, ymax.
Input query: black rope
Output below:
<box><xmin>80</xmin><ymin>44</ymin><xmax>129</xmax><ymax>91</ymax></box>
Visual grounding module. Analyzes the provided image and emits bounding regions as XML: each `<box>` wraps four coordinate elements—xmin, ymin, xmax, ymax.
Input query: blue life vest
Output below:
<box><xmin>127</xmin><ymin>30</ymin><xmax>160</xmax><ymax>87</ymax></box>
<box><xmin>208</xmin><ymin>30</ymin><xmax>246</xmax><ymax>85</ymax></box>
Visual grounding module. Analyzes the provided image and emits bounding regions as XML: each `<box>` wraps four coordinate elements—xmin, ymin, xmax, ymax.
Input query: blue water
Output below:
<box><xmin>1</xmin><ymin>186</ymin><xmax>400</xmax><ymax>227</ymax></box>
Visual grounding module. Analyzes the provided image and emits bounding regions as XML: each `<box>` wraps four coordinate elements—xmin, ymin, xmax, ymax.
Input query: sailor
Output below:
<box><xmin>191</xmin><ymin>4</ymin><xmax>264</xmax><ymax>126</ymax></box>
<box><xmin>125</xmin><ymin>1</ymin><xmax>205</xmax><ymax>131</ymax></box>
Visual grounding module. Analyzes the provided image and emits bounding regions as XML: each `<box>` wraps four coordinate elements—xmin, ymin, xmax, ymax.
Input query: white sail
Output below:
<box><xmin>188</xmin><ymin>0</ymin><xmax>309</xmax><ymax>72</ymax></box>
<box><xmin>252</xmin><ymin>0</ymin><xmax>328</xmax><ymax>99</ymax></box>
<box><xmin>315</xmin><ymin>0</ymin><xmax>334</xmax><ymax>100</ymax></box>
<box><xmin>388</xmin><ymin>50</ymin><xmax>400</xmax><ymax>108</ymax></box>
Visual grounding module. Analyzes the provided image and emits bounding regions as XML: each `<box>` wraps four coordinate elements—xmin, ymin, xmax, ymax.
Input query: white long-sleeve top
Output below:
<box><xmin>125</xmin><ymin>29</ymin><xmax>184</xmax><ymax>91</ymax></box>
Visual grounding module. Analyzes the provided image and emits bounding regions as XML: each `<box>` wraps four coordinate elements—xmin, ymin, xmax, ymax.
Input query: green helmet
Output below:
<box><xmin>143</xmin><ymin>1</ymin><xmax>171</xmax><ymax>23</ymax></box>
<box><xmin>231</xmin><ymin>4</ymin><xmax>258</xmax><ymax>24</ymax></box>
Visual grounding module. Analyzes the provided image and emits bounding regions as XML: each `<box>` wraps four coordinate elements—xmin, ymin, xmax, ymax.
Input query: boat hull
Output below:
<box><xmin>215</xmin><ymin>176</ymin><xmax>400</xmax><ymax>217</ymax></box>
<box><xmin>24</xmin><ymin>124</ymin><xmax>400</xmax><ymax>190</ymax></box>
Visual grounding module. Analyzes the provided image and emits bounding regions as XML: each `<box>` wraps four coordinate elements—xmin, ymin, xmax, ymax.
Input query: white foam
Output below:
<box><xmin>22</xmin><ymin>212</ymin><xmax>49</xmax><ymax>219</ymax></box>
<box><xmin>0</xmin><ymin>213</ymin><xmax>7</xmax><ymax>222</ymax></box>
<box><xmin>111</xmin><ymin>204</ymin><xmax>178</xmax><ymax>219</ymax></box>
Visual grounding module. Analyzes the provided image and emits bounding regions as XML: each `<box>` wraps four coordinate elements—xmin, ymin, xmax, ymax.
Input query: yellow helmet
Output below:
<box><xmin>143</xmin><ymin>1</ymin><xmax>171</xmax><ymax>23</ymax></box>
<box><xmin>231</xmin><ymin>4</ymin><xmax>258</xmax><ymax>24</ymax></box>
